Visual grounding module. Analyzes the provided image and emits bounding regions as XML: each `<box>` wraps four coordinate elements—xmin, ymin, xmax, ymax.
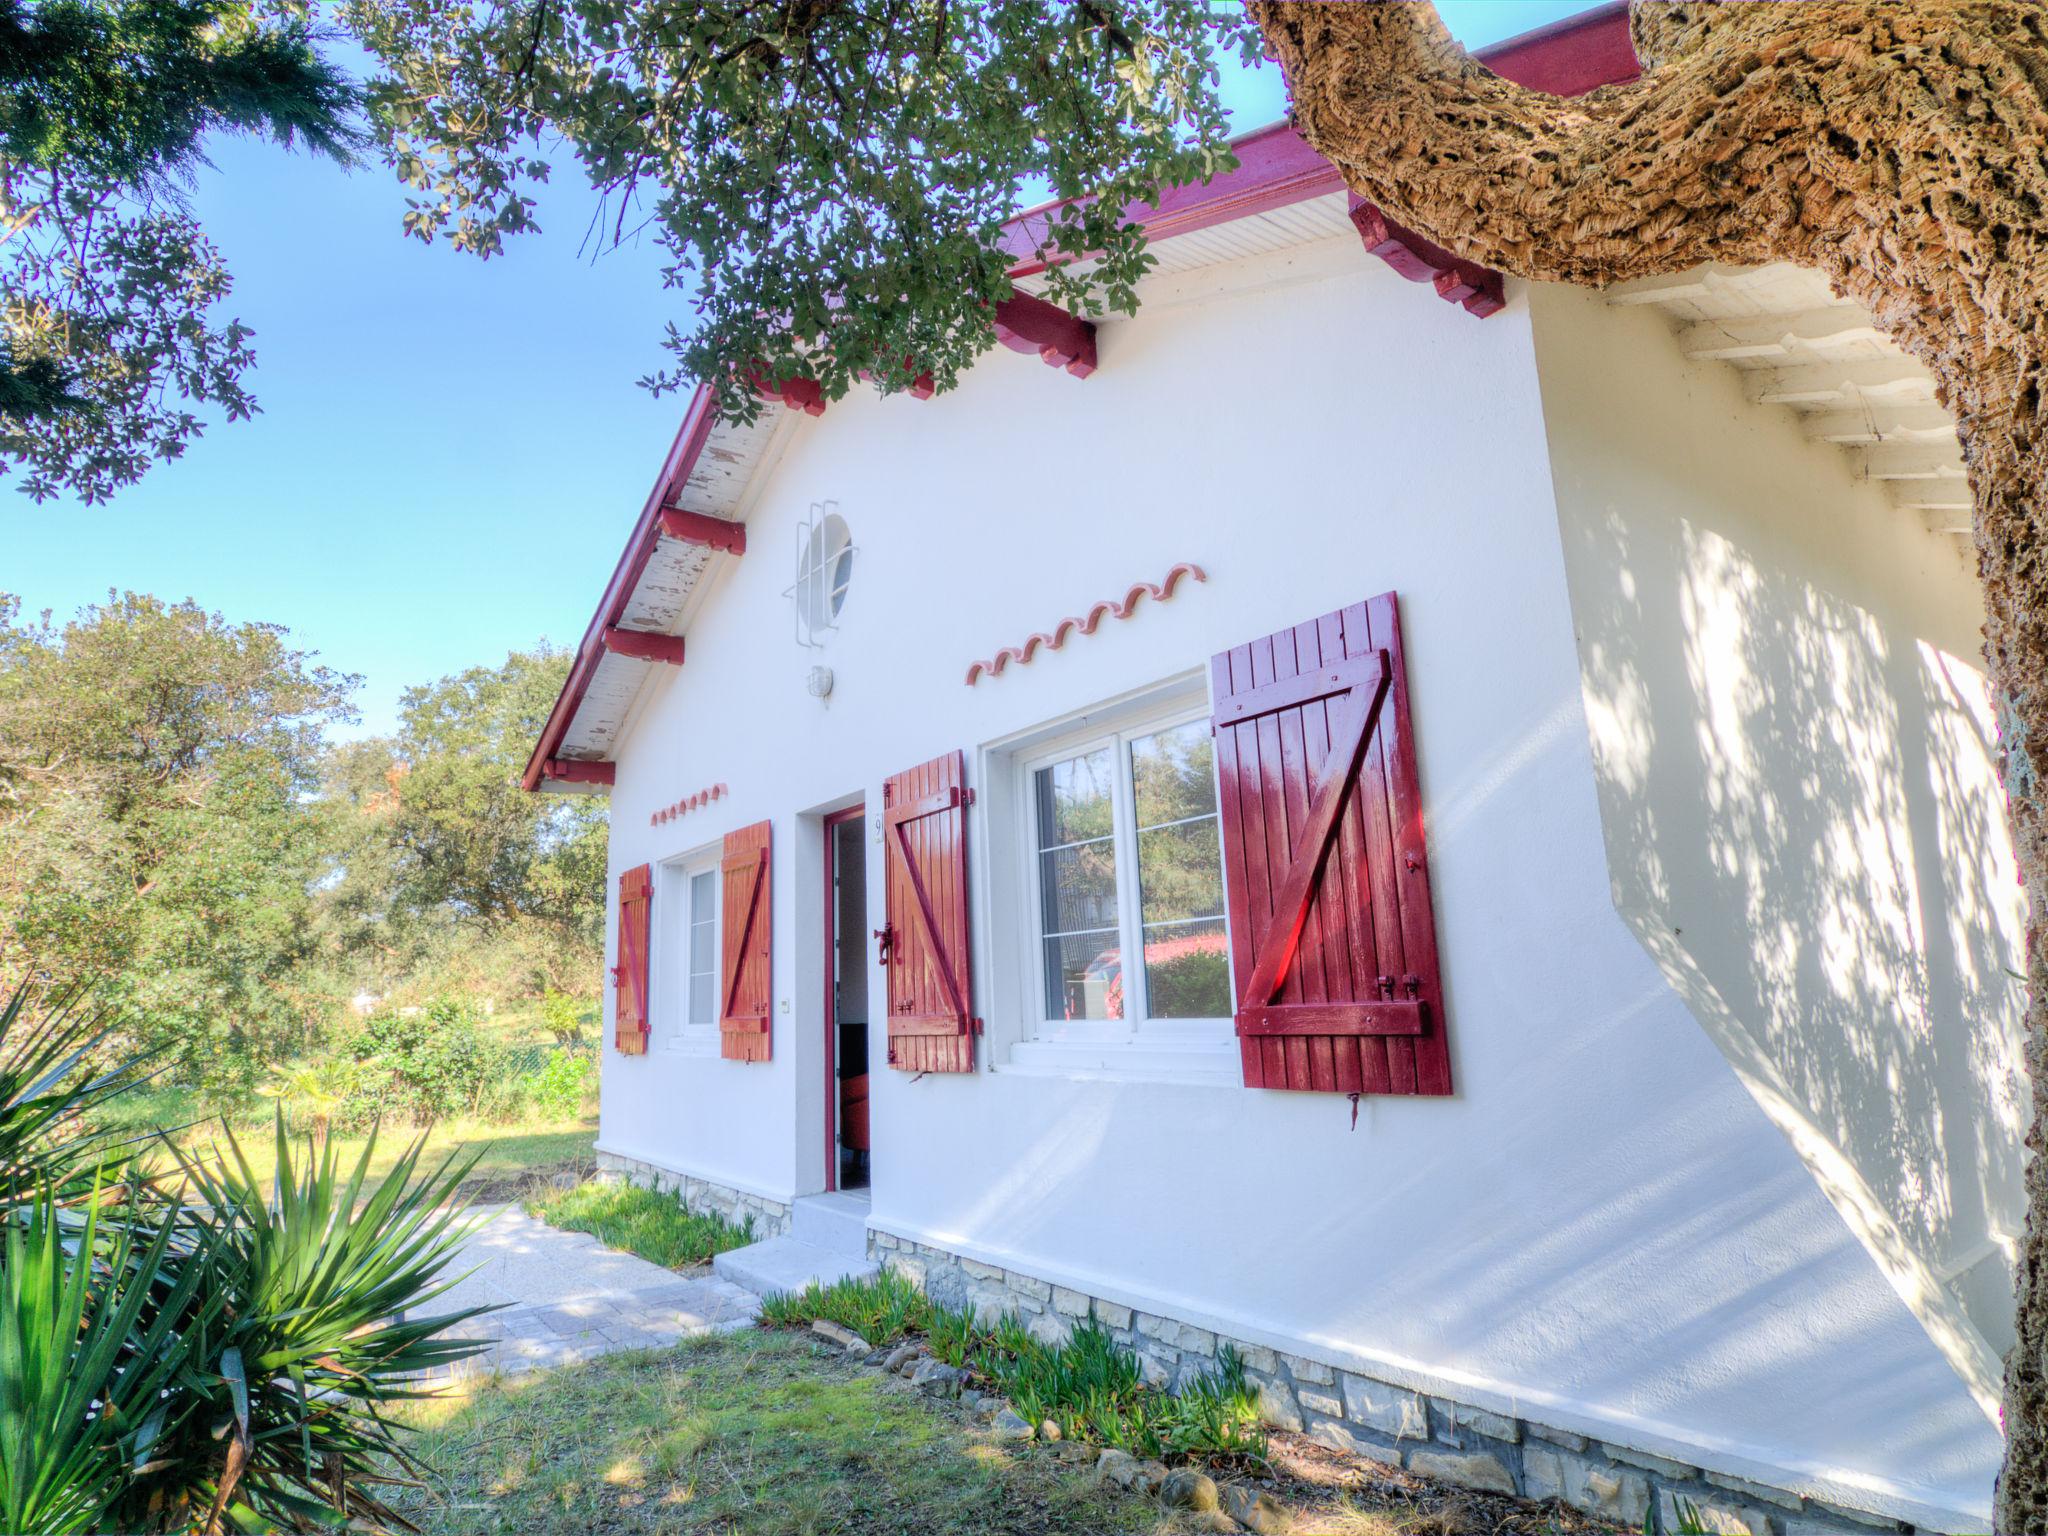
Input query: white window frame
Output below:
<box><xmin>655</xmin><ymin>845</ymin><xmax>722</xmax><ymax>1056</ymax></box>
<box><xmin>984</xmin><ymin>675</ymin><xmax>1238</xmax><ymax>1086</ymax></box>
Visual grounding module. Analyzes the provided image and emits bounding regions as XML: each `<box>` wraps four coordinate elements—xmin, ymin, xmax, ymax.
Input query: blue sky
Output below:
<box><xmin>3</xmin><ymin>1</ymin><xmax>1599</xmax><ymax>739</ymax></box>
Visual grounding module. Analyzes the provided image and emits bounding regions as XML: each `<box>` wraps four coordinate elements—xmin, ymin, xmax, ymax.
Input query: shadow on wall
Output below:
<box><xmin>1567</xmin><ymin>500</ymin><xmax>2028</xmax><ymax>1359</ymax></box>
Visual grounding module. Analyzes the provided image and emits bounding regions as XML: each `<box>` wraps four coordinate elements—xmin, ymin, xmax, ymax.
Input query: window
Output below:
<box><xmin>656</xmin><ymin>850</ymin><xmax>722</xmax><ymax>1054</ymax></box>
<box><xmin>1024</xmin><ymin>712</ymin><xmax>1232</xmax><ymax>1039</ymax></box>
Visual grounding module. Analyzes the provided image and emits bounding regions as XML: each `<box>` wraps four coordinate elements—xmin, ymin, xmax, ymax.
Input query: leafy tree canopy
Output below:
<box><xmin>0</xmin><ymin>0</ymin><xmax>359</xmax><ymax>501</ymax></box>
<box><xmin>0</xmin><ymin>591</ymin><xmax>358</xmax><ymax>1084</ymax></box>
<box><xmin>346</xmin><ymin>0</ymin><xmax>1261</xmax><ymax>420</ymax></box>
<box><xmin>316</xmin><ymin>647</ymin><xmax>606</xmax><ymax>1000</ymax></box>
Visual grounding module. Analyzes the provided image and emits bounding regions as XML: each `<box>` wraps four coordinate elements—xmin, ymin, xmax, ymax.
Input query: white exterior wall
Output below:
<box><xmin>596</xmin><ymin>241</ymin><xmax>2003</xmax><ymax>1527</ymax></box>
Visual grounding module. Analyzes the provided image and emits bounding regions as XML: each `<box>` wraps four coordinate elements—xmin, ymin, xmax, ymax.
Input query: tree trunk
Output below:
<box><xmin>1244</xmin><ymin>1</ymin><xmax>2048</xmax><ymax>1522</ymax></box>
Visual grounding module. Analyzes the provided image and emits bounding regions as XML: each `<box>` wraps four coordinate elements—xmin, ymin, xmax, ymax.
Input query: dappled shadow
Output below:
<box><xmin>1548</xmin><ymin>297</ymin><xmax>2028</xmax><ymax>1363</ymax></box>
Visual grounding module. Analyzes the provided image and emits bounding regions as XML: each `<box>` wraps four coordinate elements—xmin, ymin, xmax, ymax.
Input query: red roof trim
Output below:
<box><xmin>522</xmin><ymin>383</ymin><xmax>719</xmax><ymax>791</ymax></box>
<box><xmin>522</xmin><ymin>4</ymin><xmax>1640</xmax><ymax>791</ymax></box>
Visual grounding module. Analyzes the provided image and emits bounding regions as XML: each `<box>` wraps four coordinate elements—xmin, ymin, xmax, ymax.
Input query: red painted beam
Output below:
<box><xmin>658</xmin><ymin>507</ymin><xmax>747</xmax><ymax>554</ymax></box>
<box><xmin>602</xmin><ymin>625</ymin><xmax>686</xmax><ymax>666</ymax></box>
<box><xmin>544</xmin><ymin>758</ymin><xmax>615</xmax><ymax>787</ymax></box>
<box><xmin>753</xmin><ymin>374</ymin><xmax>827</xmax><ymax>415</ymax></box>
<box><xmin>1347</xmin><ymin>201</ymin><xmax>1505</xmax><ymax>318</ymax></box>
<box><xmin>992</xmin><ymin>293</ymin><xmax>1098</xmax><ymax>378</ymax></box>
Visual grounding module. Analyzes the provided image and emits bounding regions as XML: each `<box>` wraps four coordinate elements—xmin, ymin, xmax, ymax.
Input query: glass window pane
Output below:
<box><xmin>1044</xmin><ymin>931</ymin><xmax>1123</xmax><ymax>1020</ymax></box>
<box><xmin>1136</xmin><ymin>819</ymin><xmax>1224</xmax><ymax>927</ymax></box>
<box><xmin>1130</xmin><ymin>722</ymin><xmax>1216</xmax><ymax>829</ymax></box>
<box><xmin>689</xmin><ymin>971</ymin><xmax>714</xmax><ymax>1026</ymax></box>
<box><xmin>1039</xmin><ymin>840</ymin><xmax>1118</xmax><ymax>935</ymax></box>
<box><xmin>1035</xmin><ymin>748</ymin><xmax>1116</xmax><ymax>849</ymax></box>
<box><xmin>1141</xmin><ymin>918</ymin><xmax>1231</xmax><ymax>1018</ymax></box>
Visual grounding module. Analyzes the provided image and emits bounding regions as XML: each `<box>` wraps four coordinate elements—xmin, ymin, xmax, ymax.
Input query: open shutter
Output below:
<box><xmin>881</xmin><ymin>750</ymin><xmax>980</xmax><ymax>1073</ymax></box>
<box><xmin>612</xmin><ymin>863</ymin><xmax>652</xmax><ymax>1056</ymax></box>
<box><xmin>720</xmin><ymin>820</ymin><xmax>773</xmax><ymax>1062</ymax></box>
<box><xmin>1212</xmin><ymin>592</ymin><xmax>1450</xmax><ymax>1096</ymax></box>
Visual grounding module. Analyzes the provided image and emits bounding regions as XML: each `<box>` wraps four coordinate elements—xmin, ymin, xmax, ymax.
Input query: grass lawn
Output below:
<box><xmin>396</xmin><ymin>1331</ymin><xmax>1152</xmax><ymax>1536</ymax></box>
<box><xmin>395</xmin><ymin>1333</ymin><xmax>1628</xmax><ymax>1536</ymax></box>
<box><xmin>96</xmin><ymin>1086</ymin><xmax>599</xmax><ymax>1200</ymax></box>
<box><xmin>524</xmin><ymin>1177</ymin><xmax>756</xmax><ymax>1268</ymax></box>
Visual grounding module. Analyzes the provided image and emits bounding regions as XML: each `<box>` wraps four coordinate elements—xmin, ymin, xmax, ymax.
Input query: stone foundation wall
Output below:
<box><xmin>872</xmin><ymin>1232</ymin><xmax>1920</xmax><ymax>1536</ymax></box>
<box><xmin>594</xmin><ymin>1150</ymin><xmax>791</xmax><ymax>1239</ymax></box>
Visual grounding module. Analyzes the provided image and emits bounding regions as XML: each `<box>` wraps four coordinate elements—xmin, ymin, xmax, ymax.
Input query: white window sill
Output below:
<box><xmin>999</xmin><ymin>1035</ymin><xmax>1241</xmax><ymax>1088</ymax></box>
<box><xmin>666</xmin><ymin>1029</ymin><xmax>722</xmax><ymax>1059</ymax></box>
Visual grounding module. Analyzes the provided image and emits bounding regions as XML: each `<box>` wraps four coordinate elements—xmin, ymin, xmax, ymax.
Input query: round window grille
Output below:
<box><xmin>789</xmin><ymin>505</ymin><xmax>855</xmax><ymax>648</ymax></box>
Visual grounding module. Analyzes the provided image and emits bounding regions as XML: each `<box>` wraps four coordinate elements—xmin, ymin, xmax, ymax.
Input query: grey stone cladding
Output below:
<box><xmin>595</xmin><ymin>1150</ymin><xmax>792</xmax><ymax>1238</ymax></box>
<box><xmin>870</xmin><ymin>1231</ymin><xmax>1925</xmax><ymax>1536</ymax></box>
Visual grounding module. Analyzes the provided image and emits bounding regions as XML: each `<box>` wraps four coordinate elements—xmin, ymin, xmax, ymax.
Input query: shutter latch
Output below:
<box><xmin>873</xmin><ymin>924</ymin><xmax>894</xmax><ymax>964</ymax></box>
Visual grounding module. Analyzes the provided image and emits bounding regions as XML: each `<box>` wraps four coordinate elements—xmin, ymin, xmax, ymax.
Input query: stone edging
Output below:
<box><xmin>595</xmin><ymin>1150</ymin><xmax>792</xmax><ymax>1239</ymax></box>
<box><xmin>872</xmin><ymin>1233</ymin><xmax>1919</xmax><ymax>1536</ymax></box>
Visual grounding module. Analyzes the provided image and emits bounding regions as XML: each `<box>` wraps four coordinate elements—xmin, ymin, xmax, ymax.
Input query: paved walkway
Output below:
<box><xmin>428</xmin><ymin>1204</ymin><xmax>761</xmax><ymax>1378</ymax></box>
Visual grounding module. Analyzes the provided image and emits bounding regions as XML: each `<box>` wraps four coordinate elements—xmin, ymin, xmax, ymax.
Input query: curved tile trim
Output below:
<box><xmin>964</xmin><ymin>563</ymin><xmax>1207</xmax><ymax>685</ymax></box>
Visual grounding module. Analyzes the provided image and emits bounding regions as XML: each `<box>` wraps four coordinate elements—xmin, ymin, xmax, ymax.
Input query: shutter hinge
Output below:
<box><xmin>961</xmin><ymin>787</ymin><xmax>976</xmax><ymax>807</ymax></box>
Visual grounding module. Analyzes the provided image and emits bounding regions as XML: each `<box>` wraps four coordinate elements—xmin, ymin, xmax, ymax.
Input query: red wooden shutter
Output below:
<box><xmin>1211</xmin><ymin>592</ymin><xmax>1450</xmax><ymax>1096</ymax></box>
<box><xmin>613</xmin><ymin>863</ymin><xmax>653</xmax><ymax>1056</ymax></box>
<box><xmin>881</xmin><ymin>750</ymin><xmax>980</xmax><ymax>1073</ymax></box>
<box><xmin>720</xmin><ymin>820</ymin><xmax>773</xmax><ymax>1062</ymax></box>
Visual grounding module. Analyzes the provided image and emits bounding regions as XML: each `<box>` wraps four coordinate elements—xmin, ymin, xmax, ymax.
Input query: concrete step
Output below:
<box><xmin>713</xmin><ymin>1236</ymin><xmax>879</xmax><ymax>1300</ymax></box>
<box><xmin>789</xmin><ymin>1192</ymin><xmax>872</xmax><ymax>1258</ymax></box>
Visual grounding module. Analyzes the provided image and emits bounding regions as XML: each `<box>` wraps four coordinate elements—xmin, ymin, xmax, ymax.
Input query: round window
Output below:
<box><xmin>803</xmin><ymin>512</ymin><xmax>854</xmax><ymax>632</ymax></box>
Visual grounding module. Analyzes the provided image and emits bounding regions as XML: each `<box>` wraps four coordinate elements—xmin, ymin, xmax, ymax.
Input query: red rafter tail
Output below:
<box><xmin>1347</xmin><ymin>200</ymin><xmax>1504</xmax><ymax>319</ymax></box>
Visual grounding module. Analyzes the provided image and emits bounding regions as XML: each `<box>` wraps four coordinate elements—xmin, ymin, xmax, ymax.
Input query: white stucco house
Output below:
<box><xmin>520</xmin><ymin>9</ymin><xmax>2025</xmax><ymax>1531</ymax></box>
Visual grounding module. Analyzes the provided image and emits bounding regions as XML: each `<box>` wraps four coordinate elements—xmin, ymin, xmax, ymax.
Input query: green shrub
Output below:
<box><xmin>758</xmin><ymin>1266</ymin><xmax>933</xmax><ymax>1346</ymax></box>
<box><xmin>526</xmin><ymin>1047</ymin><xmax>594</xmax><ymax>1119</ymax></box>
<box><xmin>526</xmin><ymin>1179</ymin><xmax>753</xmax><ymax>1269</ymax></box>
<box><xmin>330</xmin><ymin>998</ymin><xmax>503</xmax><ymax>1127</ymax></box>
<box><xmin>539</xmin><ymin>988</ymin><xmax>589</xmax><ymax>1045</ymax></box>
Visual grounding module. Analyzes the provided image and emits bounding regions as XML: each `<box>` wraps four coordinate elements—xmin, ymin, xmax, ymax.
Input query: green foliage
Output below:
<box><xmin>0</xmin><ymin>1180</ymin><xmax>215</xmax><ymax>1536</ymax></box>
<box><xmin>0</xmin><ymin>0</ymin><xmax>363</xmax><ymax>501</ymax></box>
<box><xmin>539</xmin><ymin>986</ymin><xmax>586</xmax><ymax>1044</ymax></box>
<box><xmin>759</xmin><ymin>1272</ymin><xmax>1264</xmax><ymax>1461</ymax></box>
<box><xmin>346</xmin><ymin>0</ymin><xmax>1264</xmax><ymax>422</ymax></box>
<box><xmin>315</xmin><ymin>647</ymin><xmax>607</xmax><ymax>1006</ymax></box>
<box><xmin>973</xmin><ymin>1320</ymin><xmax>1265</xmax><ymax>1461</ymax></box>
<box><xmin>0</xmin><ymin>980</ymin><xmax>489</xmax><ymax>1532</ymax></box>
<box><xmin>758</xmin><ymin>1266</ymin><xmax>933</xmax><ymax>1348</ymax></box>
<box><xmin>526</xmin><ymin>1179</ymin><xmax>752</xmax><ymax>1270</ymax></box>
<box><xmin>0</xmin><ymin>593</ymin><xmax>358</xmax><ymax>1090</ymax></box>
<box><xmin>525</xmin><ymin>1045</ymin><xmax>593</xmax><ymax>1119</ymax></box>
<box><xmin>328</xmin><ymin>998</ymin><xmax>500</xmax><ymax>1127</ymax></box>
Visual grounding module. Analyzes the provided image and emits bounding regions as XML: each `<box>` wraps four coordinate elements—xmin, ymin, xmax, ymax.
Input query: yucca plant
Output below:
<box><xmin>0</xmin><ymin>981</ymin><xmax>157</xmax><ymax>1205</ymax></box>
<box><xmin>0</xmin><ymin>979</ymin><xmax>495</xmax><ymax>1534</ymax></box>
<box><xmin>0</xmin><ymin>1180</ymin><xmax>218</xmax><ymax>1535</ymax></box>
<box><xmin>134</xmin><ymin>1118</ymin><xmax>492</xmax><ymax>1532</ymax></box>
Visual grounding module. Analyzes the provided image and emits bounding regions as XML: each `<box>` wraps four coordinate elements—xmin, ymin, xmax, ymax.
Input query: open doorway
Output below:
<box><xmin>823</xmin><ymin>807</ymin><xmax>870</xmax><ymax>1192</ymax></box>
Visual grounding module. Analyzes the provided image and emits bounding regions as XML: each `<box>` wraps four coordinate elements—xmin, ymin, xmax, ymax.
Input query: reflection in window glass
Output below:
<box><xmin>1130</xmin><ymin>723</ymin><xmax>1230</xmax><ymax>1019</ymax></box>
<box><xmin>688</xmin><ymin>869</ymin><xmax>718</xmax><ymax>1025</ymax></box>
<box><xmin>1035</xmin><ymin>748</ymin><xmax>1121</xmax><ymax>1019</ymax></box>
